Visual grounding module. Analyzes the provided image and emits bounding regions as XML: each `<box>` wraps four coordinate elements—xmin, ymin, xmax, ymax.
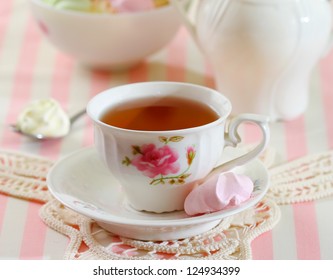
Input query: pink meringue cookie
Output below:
<box><xmin>184</xmin><ymin>172</ymin><xmax>254</xmax><ymax>216</ymax></box>
<box><xmin>110</xmin><ymin>0</ymin><xmax>155</xmax><ymax>13</ymax></box>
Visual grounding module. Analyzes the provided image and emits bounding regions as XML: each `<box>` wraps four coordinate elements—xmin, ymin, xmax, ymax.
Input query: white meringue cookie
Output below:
<box><xmin>184</xmin><ymin>172</ymin><xmax>254</xmax><ymax>216</ymax></box>
<box><xmin>15</xmin><ymin>98</ymin><xmax>70</xmax><ymax>138</ymax></box>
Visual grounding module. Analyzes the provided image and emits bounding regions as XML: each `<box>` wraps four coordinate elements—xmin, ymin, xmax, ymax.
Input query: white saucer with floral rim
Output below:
<box><xmin>47</xmin><ymin>147</ymin><xmax>269</xmax><ymax>241</ymax></box>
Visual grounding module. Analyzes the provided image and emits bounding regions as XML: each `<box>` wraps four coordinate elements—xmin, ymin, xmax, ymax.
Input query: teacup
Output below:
<box><xmin>87</xmin><ymin>82</ymin><xmax>270</xmax><ymax>213</ymax></box>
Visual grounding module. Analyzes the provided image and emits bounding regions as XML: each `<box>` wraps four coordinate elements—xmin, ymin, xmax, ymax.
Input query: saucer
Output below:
<box><xmin>47</xmin><ymin>147</ymin><xmax>269</xmax><ymax>241</ymax></box>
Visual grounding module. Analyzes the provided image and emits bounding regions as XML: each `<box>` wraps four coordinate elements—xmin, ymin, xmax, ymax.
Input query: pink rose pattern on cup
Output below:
<box><xmin>131</xmin><ymin>144</ymin><xmax>180</xmax><ymax>178</ymax></box>
<box><xmin>122</xmin><ymin>136</ymin><xmax>196</xmax><ymax>186</ymax></box>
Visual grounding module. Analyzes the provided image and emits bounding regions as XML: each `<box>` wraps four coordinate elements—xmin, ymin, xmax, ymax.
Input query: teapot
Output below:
<box><xmin>171</xmin><ymin>0</ymin><xmax>333</xmax><ymax>121</ymax></box>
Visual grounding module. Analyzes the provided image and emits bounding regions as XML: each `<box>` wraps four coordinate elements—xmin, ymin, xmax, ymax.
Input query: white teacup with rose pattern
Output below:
<box><xmin>87</xmin><ymin>82</ymin><xmax>270</xmax><ymax>213</ymax></box>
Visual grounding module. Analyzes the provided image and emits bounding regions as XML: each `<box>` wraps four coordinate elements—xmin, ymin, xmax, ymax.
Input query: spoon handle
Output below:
<box><xmin>69</xmin><ymin>109</ymin><xmax>86</xmax><ymax>124</ymax></box>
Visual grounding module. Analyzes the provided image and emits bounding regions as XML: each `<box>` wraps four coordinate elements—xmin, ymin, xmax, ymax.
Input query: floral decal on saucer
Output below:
<box><xmin>122</xmin><ymin>136</ymin><xmax>196</xmax><ymax>186</ymax></box>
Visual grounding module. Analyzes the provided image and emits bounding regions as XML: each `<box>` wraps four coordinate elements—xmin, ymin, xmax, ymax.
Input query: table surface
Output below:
<box><xmin>1</xmin><ymin>0</ymin><xmax>333</xmax><ymax>260</ymax></box>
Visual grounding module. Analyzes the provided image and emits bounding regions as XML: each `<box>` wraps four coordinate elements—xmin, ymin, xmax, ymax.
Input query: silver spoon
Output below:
<box><xmin>10</xmin><ymin>109</ymin><xmax>86</xmax><ymax>140</ymax></box>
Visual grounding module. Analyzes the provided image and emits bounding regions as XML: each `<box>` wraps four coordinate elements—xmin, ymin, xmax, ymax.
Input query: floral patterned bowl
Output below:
<box><xmin>29</xmin><ymin>0</ymin><xmax>181</xmax><ymax>70</ymax></box>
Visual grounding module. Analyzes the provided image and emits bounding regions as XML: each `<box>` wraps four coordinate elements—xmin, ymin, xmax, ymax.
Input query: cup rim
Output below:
<box><xmin>86</xmin><ymin>81</ymin><xmax>232</xmax><ymax>135</ymax></box>
<box><xmin>30</xmin><ymin>0</ymin><xmax>175</xmax><ymax>19</ymax></box>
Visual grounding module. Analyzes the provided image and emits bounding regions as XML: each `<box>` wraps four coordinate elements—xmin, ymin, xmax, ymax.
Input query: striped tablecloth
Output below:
<box><xmin>1</xmin><ymin>0</ymin><xmax>333</xmax><ymax>260</ymax></box>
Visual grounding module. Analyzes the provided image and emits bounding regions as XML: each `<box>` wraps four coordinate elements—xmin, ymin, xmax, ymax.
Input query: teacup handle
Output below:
<box><xmin>210</xmin><ymin>114</ymin><xmax>270</xmax><ymax>177</ymax></box>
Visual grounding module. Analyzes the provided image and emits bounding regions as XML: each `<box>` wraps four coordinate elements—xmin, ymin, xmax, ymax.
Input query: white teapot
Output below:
<box><xmin>171</xmin><ymin>0</ymin><xmax>333</xmax><ymax>121</ymax></box>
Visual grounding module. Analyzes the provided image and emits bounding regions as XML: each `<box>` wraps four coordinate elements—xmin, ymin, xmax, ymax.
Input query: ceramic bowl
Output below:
<box><xmin>29</xmin><ymin>0</ymin><xmax>181</xmax><ymax>70</ymax></box>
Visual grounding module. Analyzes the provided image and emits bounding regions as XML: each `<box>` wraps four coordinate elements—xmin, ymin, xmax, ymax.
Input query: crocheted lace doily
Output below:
<box><xmin>0</xmin><ymin>150</ymin><xmax>53</xmax><ymax>202</ymax></box>
<box><xmin>1</xmin><ymin>148</ymin><xmax>333</xmax><ymax>259</ymax></box>
<box><xmin>40</xmin><ymin>198</ymin><xmax>278</xmax><ymax>260</ymax></box>
<box><xmin>266</xmin><ymin>151</ymin><xmax>333</xmax><ymax>204</ymax></box>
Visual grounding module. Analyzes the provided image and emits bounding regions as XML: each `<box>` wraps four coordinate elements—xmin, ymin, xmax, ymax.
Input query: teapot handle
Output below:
<box><xmin>170</xmin><ymin>0</ymin><xmax>198</xmax><ymax>41</ymax></box>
